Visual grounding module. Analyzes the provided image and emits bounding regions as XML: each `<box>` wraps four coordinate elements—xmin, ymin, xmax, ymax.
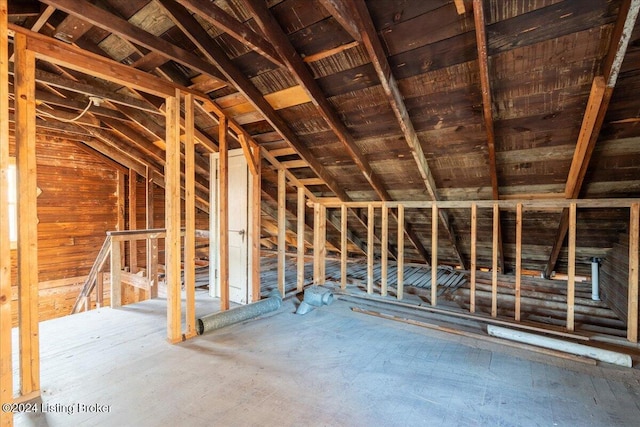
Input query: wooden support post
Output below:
<box><xmin>431</xmin><ymin>204</ymin><xmax>438</xmax><ymax>306</ymax></box>
<box><xmin>340</xmin><ymin>204</ymin><xmax>348</xmax><ymax>290</ymax></box>
<box><xmin>567</xmin><ymin>203</ymin><xmax>577</xmax><ymax>331</ymax></box>
<box><xmin>297</xmin><ymin>186</ymin><xmax>305</xmax><ymax>292</ymax></box>
<box><xmin>313</xmin><ymin>203</ymin><xmax>321</xmax><ymax>285</ymax></box>
<box><xmin>251</xmin><ymin>145</ymin><xmax>261</xmax><ymax>302</ymax></box>
<box><xmin>219</xmin><ymin>116</ymin><xmax>229</xmax><ymax>311</ymax></box>
<box><xmin>145</xmin><ymin>169</ymin><xmax>157</xmax><ymax>298</ymax></box>
<box><xmin>15</xmin><ymin>33</ymin><xmax>40</xmax><ymax>396</ymax></box>
<box><xmin>367</xmin><ymin>204</ymin><xmax>374</xmax><ymax>294</ymax></box>
<box><xmin>515</xmin><ymin>203</ymin><xmax>522</xmax><ymax>321</ymax></box>
<box><xmin>117</xmin><ymin>171</ymin><xmax>125</xmax><ymax>267</ymax></box>
<box><xmin>184</xmin><ymin>93</ymin><xmax>196</xmax><ymax>339</ymax></box>
<box><xmin>470</xmin><ymin>203</ymin><xmax>477</xmax><ymax>313</ymax></box>
<box><xmin>319</xmin><ymin>205</ymin><xmax>326</xmax><ymax>284</ymax></box>
<box><xmin>110</xmin><ymin>237</ymin><xmax>122</xmax><ymax>308</ymax></box>
<box><xmin>397</xmin><ymin>205</ymin><xmax>404</xmax><ymax>300</ymax></box>
<box><xmin>128</xmin><ymin>169</ymin><xmax>139</xmax><ymax>302</ymax></box>
<box><xmin>96</xmin><ymin>272</ymin><xmax>104</xmax><ymax>307</ymax></box>
<box><xmin>492</xmin><ymin>203</ymin><xmax>499</xmax><ymax>317</ymax></box>
<box><xmin>128</xmin><ymin>170</ymin><xmax>138</xmax><ymax>273</ymax></box>
<box><xmin>381</xmin><ymin>204</ymin><xmax>389</xmax><ymax>296</ymax></box>
<box><xmin>1</xmin><ymin>2</ymin><xmax>14</xmax><ymax>422</ymax></box>
<box><xmin>628</xmin><ymin>203</ymin><xmax>639</xmax><ymax>342</ymax></box>
<box><xmin>165</xmin><ymin>90</ymin><xmax>182</xmax><ymax>342</ymax></box>
<box><xmin>277</xmin><ymin>169</ymin><xmax>286</xmax><ymax>295</ymax></box>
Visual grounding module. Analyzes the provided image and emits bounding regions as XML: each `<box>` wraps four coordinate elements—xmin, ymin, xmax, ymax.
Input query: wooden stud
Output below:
<box><xmin>15</xmin><ymin>33</ymin><xmax>40</xmax><ymax>396</ymax></box>
<box><xmin>277</xmin><ymin>169</ymin><xmax>286</xmax><ymax>295</ymax></box>
<box><xmin>165</xmin><ymin>90</ymin><xmax>182</xmax><ymax>342</ymax></box>
<box><xmin>341</xmin><ymin>204</ymin><xmax>348</xmax><ymax>290</ymax></box>
<box><xmin>128</xmin><ymin>169</ymin><xmax>139</xmax><ymax>302</ymax></box>
<box><xmin>397</xmin><ymin>205</ymin><xmax>405</xmax><ymax>300</ymax></box>
<box><xmin>431</xmin><ymin>204</ymin><xmax>438</xmax><ymax>306</ymax></box>
<box><xmin>319</xmin><ymin>205</ymin><xmax>327</xmax><ymax>284</ymax></box>
<box><xmin>367</xmin><ymin>204</ymin><xmax>374</xmax><ymax>295</ymax></box>
<box><xmin>219</xmin><ymin>115</ymin><xmax>229</xmax><ymax>311</ymax></box>
<box><xmin>313</xmin><ymin>203</ymin><xmax>321</xmax><ymax>285</ymax></box>
<box><xmin>515</xmin><ymin>203</ymin><xmax>523</xmax><ymax>321</ymax></box>
<box><xmin>0</xmin><ymin>2</ymin><xmax>14</xmax><ymax>421</ymax></box>
<box><xmin>470</xmin><ymin>203</ymin><xmax>477</xmax><ymax>313</ymax></box>
<box><xmin>251</xmin><ymin>145</ymin><xmax>261</xmax><ymax>302</ymax></box>
<box><xmin>117</xmin><ymin>171</ymin><xmax>125</xmax><ymax>268</ymax></box>
<box><xmin>567</xmin><ymin>203</ymin><xmax>576</xmax><ymax>331</ymax></box>
<box><xmin>110</xmin><ymin>237</ymin><xmax>122</xmax><ymax>308</ymax></box>
<box><xmin>492</xmin><ymin>203</ymin><xmax>499</xmax><ymax>318</ymax></box>
<box><xmin>146</xmin><ymin>169</ymin><xmax>157</xmax><ymax>298</ymax></box>
<box><xmin>380</xmin><ymin>204</ymin><xmax>389</xmax><ymax>296</ymax></box>
<box><xmin>96</xmin><ymin>272</ymin><xmax>104</xmax><ymax>308</ymax></box>
<box><xmin>628</xmin><ymin>203</ymin><xmax>639</xmax><ymax>342</ymax></box>
<box><xmin>297</xmin><ymin>186</ymin><xmax>305</xmax><ymax>292</ymax></box>
<box><xmin>184</xmin><ymin>93</ymin><xmax>196</xmax><ymax>339</ymax></box>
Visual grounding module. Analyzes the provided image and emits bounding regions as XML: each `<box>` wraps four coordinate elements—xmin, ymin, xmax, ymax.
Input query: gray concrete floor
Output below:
<box><xmin>12</xmin><ymin>289</ymin><xmax>640</xmax><ymax>426</ymax></box>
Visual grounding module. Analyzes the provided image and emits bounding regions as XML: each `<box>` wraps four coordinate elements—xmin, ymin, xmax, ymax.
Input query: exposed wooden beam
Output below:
<box><xmin>8</xmin><ymin>1</ymin><xmax>41</xmax><ymax>17</ymax></box>
<box><xmin>15</xmin><ymin>32</ymin><xmax>40</xmax><ymax>396</ymax></box>
<box><xmin>0</xmin><ymin>1</ymin><xmax>14</xmax><ymax>424</ymax></box>
<box><xmin>317</xmin><ymin>0</ymin><xmax>362</xmax><ymax>42</ymax></box>
<box><xmin>544</xmin><ymin>1</ymin><xmax>639</xmax><ymax>277</ymax></box>
<box><xmin>245</xmin><ymin>0</ymin><xmax>432</xmax><ymax>265</ymax></box>
<box><xmin>39</xmin><ymin>0</ymin><xmax>227</xmax><ymax>85</ymax></box>
<box><xmin>344</xmin><ymin>0</ymin><xmax>466</xmax><ymax>269</ymax></box>
<box><xmin>473</xmin><ymin>0</ymin><xmax>504</xmax><ymax>271</ymax></box>
<box><xmin>161</xmin><ymin>1</ymin><xmax>348</xmax><ymax>202</ymax></box>
<box><xmin>172</xmin><ymin>0</ymin><xmax>283</xmax><ymax>67</ymax></box>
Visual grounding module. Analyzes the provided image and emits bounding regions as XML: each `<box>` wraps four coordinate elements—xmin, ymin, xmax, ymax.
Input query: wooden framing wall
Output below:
<box><xmin>1</xmin><ymin>1</ymin><xmax>13</xmax><ymax>425</ymax></box>
<box><xmin>318</xmin><ymin>198</ymin><xmax>640</xmax><ymax>341</ymax></box>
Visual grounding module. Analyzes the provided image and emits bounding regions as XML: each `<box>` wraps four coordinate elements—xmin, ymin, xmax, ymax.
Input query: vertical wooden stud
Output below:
<box><xmin>165</xmin><ymin>90</ymin><xmax>182</xmax><ymax>342</ymax></box>
<box><xmin>146</xmin><ymin>169</ymin><xmax>157</xmax><ymax>298</ymax></box>
<box><xmin>515</xmin><ymin>203</ymin><xmax>523</xmax><ymax>321</ymax></box>
<box><xmin>184</xmin><ymin>93</ymin><xmax>196</xmax><ymax>339</ymax></box>
<box><xmin>128</xmin><ymin>169</ymin><xmax>139</xmax><ymax>302</ymax></box>
<box><xmin>397</xmin><ymin>205</ymin><xmax>405</xmax><ymax>300</ymax></box>
<box><xmin>381</xmin><ymin>204</ymin><xmax>389</xmax><ymax>296</ymax></box>
<box><xmin>219</xmin><ymin>115</ymin><xmax>229</xmax><ymax>311</ymax></box>
<box><xmin>340</xmin><ymin>204</ymin><xmax>348</xmax><ymax>290</ymax></box>
<box><xmin>367</xmin><ymin>204</ymin><xmax>374</xmax><ymax>294</ymax></box>
<box><xmin>96</xmin><ymin>272</ymin><xmax>104</xmax><ymax>308</ymax></box>
<box><xmin>297</xmin><ymin>186</ymin><xmax>305</xmax><ymax>292</ymax></box>
<box><xmin>431</xmin><ymin>204</ymin><xmax>438</xmax><ymax>306</ymax></box>
<box><xmin>628</xmin><ymin>203</ymin><xmax>639</xmax><ymax>342</ymax></box>
<box><xmin>319</xmin><ymin>204</ymin><xmax>326</xmax><ymax>284</ymax></box>
<box><xmin>491</xmin><ymin>203</ymin><xmax>499</xmax><ymax>317</ymax></box>
<box><xmin>117</xmin><ymin>171</ymin><xmax>125</xmax><ymax>266</ymax></box>
<box><xmin>15</xmin><ymin>33</ymin><xmax>40</xmax><ymax>396</ymax></box>
<box><xmin>110</xmin><ymin>237</ymin><xmax>122</xmax><ymax>308</ymax></box>
<box><xmin>251</xmin><ymin>145</ymin><xmax>261</xmax><ymax>302</ymax></box>
<box><xmin>1</xmin><ymin>2</ymin><xmax>14</xmax><ymax>421</ymax></box>
<box><xmin>567</xmin><ymin>203</ymin><xmax>576</xmax><ymax>331</ymax></box>
<box><xmin>277</xmin><ymin>169</ymin><xmax>286</xmax><ymax>296</ymax></box>
<box><xmin>313</xmin><ymin>203</ymin><xmax>320</xmax><ymax>285</ymax></box>
<box><xmin>470</xmin><ymin>203</ymin><xmax>477</xmax><ymax>313</ymax></box>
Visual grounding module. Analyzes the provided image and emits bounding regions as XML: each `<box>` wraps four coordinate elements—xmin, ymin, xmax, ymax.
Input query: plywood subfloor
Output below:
<box><xmin>12</xmin><ymin>287</ymin><xmax>640</xmax><ymax>426</ymax></box>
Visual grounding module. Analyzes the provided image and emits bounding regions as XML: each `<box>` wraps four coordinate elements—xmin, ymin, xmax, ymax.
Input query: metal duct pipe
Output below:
<box><xmin>296</xmin><ymin>286</ymin><xmax>334</xmax><ymax>315</ymax></box>
<box><xmin>197</xmin><ymin>290</ymin><xmax>282</xmax><ymax>335</ymax></box>
<box><xmin>591</xmin><ymin>257</ymin><xmax>600</xmax><ymax>301</ymax></box>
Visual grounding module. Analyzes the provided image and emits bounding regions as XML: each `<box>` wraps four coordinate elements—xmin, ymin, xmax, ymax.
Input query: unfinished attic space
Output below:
<box><xmin>3</xmin><ymin>0</ymin><xmax>640</xmax><ymax>425</ymax></box>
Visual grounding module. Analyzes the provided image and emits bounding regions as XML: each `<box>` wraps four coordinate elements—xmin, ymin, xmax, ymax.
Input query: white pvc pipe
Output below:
<box><xmin>487</xmin><ymin>325</ymin><xmax>632</xmax><ymax>367</ymax></box>
<box><xmin>591</xmin><ymin>258</ymin><xmax>600</xmax><ymax>301</ymax></box>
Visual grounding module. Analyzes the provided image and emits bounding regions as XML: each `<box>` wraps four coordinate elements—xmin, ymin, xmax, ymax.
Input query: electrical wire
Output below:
<box><xmin>35</xmin><ymin>97</ymin><xmax>94</xmax><ymax>123</ymax></box>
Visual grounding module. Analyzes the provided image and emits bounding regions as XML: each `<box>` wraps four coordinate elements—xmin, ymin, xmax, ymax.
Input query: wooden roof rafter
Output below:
<box><xmin>39</xmin><ymin>0</ymin><xmax>228</xmax><ymax>85</ymax></box>
<box><xmin>172</xmin><ymin>0</ymin><xmax>284</xmax><ymax>68</ymax></box>
<box><xmin>334</xmin><ymin>0</ymin><xmax>467</xmax><ymax>269</ymax></box>
<box><xmin>544</xmin><ymin>0</ymin><xmax>640</xmax><ymax>278</ymax></box>
<box><xmin>242</xmin><ymin>0</ymin><xmax>428</xmax><ymax>263</ymax></box>
<box><xmin>472</xmin><ymin>0</ymin><xmax>505</xmax><ymax>272</ymax></box>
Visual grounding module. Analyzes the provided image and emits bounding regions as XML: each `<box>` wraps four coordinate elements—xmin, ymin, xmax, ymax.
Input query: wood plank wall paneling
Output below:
<box><xmin>8</xmin><ymin>137</ymin><xmax>118</xmax><ymax>325</ymax></box>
